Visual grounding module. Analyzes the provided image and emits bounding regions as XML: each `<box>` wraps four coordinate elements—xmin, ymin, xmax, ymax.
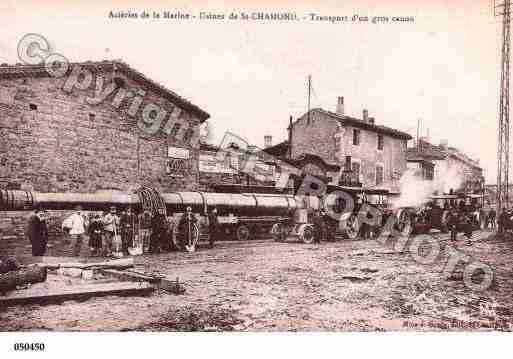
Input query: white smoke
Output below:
<box><xmin>392</xmin><ymin>164</ymin><xmax>465</xmax><ymax>208</ymax></box>
<box><xmin>392</xmin><ymin>169</ymin><xmax>434</xmax><ymax>208</ymax></box>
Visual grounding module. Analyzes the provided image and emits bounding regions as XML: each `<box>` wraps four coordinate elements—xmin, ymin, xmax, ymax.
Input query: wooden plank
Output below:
<box><xmin>158</xmin><ymin>276</ymin><xmax>186</xmax><ymax>294</ymax></box>
<box><xmin>98</xmin><ymin>269</ymin><xmax>161</xmax><ymax>284</ymax></box>
<box><xmin>40</xmin><ymin>258</ymin><xmax>134</xmax><ymax>270</ymax></box>
<box><xmin>0</xmin><ymin>281</ymin><xmax>153</xmax><ymax>307</ymax></box>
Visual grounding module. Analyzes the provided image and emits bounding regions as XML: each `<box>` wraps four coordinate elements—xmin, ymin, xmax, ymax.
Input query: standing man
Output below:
<box><xmin>150</xmin><ymin>209</ymin><xmax>168</xmax><ymax>254</ymax></box>
<box><xmin>312</xmin><ymin>209</ymin><xmax>324</xmax><ymax>243</ymax></box>
<box><xmin>66</xmin><ymin>205</ymin><xmax>89</xmax><ymax>257</ymax></box>
<box><xmin>88</xmin><ymin>214</ymin><xmax>103</xmax><ymax>256</ymax></box>
<box><xmin>462</xmin><ymin>213</ymin><xmax>474</xmax><ymax>246</ymax></box>
<box><xmin>322</xmin><ymin>210</ymin><xmax>333</xmax><ymax>241</ymax></box>
<box><xmin>447</xmin><ymin>209</ymin><xmax>459</xmax><ymax>242</ymax></box>
<box><xmin>139</xmin><ymin>210</ymin><xmax>152</xmax><ymax>253</ymax></box>
<box><xmin>27</xmin><ymin>208</ymin><xmax>48</xmax><ymax>256</ymax></box>
<box><xmin>488</xmin><ymin>208</ymin><xmax>497</xmax><ymax>230</ymax></box>
<box><xmin>120</xmin><ymin>206</ymin><xmax>137</xmax><ymax>255</ymax></box>
<box><xmin>178</xmin><ymin>207</ymin><xmax>197</xmax><ymax>250</ymax></box>
<box><xmin>102</xmin><ymin>206</ymin><xmax>120</xmax><ymax>257</ymax></box>
<box><xmin>207</xmin><ymin>207</ymin><xmax>220</xmax><ymax>248</ymax></box>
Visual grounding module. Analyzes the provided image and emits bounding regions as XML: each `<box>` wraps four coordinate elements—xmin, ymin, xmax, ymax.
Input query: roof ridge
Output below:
<box><xmin>0</xmin><ymin>59</ymin><xmax>210</xmax><ymax>121</ymax></box>
<box><xmin>312</xmin><ymin>108</ymin><xmax>412</xmax><ymax>140</ymax></box>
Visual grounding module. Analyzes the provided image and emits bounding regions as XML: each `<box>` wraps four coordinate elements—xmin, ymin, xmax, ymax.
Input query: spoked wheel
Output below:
<box><xmin>344</xmin><ymin>213</ymin><xmax>360</xmax><ymax>240</ymax></box>
<box><xmin>235</xmin><ymin>224</ymin><xmax>250</xmax><ymax>241</ymax></box>
<box><xmin>396</xmin><ymin>209</ymin><xmax>413</xmax><ymax>236</ymax></box>
<box><xmin>298</xmin><ymin>224</ymin><xmax>315</xmax><ymax>244</ymax></box>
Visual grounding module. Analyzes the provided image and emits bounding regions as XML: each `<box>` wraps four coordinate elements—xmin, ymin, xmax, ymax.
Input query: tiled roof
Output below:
<box><xmin>263</xmin><ymin>140</ymin><xmax>290</xmax><ymax>158</ymax></box>
<box><xmin>409</xmin><ymin>139</ymin><xmax>482</xmax><ymax>170</ymax></box>
<box><xmin>406</xmin><ymin>146</ymin><xmax>445</xmax><ymax>161</ymax></box>
<box><xmin>0</xmin><ymin>60</ymin><xmax>210</xmax><ymax>122</ymax></box>
<box><xmin>311</xmin><ymin>108</ymin><xmax>413</xmax><ymax>140</ymax></box>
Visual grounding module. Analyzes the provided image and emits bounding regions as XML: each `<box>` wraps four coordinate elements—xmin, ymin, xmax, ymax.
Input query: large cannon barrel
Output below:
<box><xmin>0</xmin><ymin>189</ymin><xmax>312</xmax><ymax>216</ymax></box>
<box><xmin>0</xmin><ymin>189</ymin><xmax>137</xmax><ymax>211</ymax></box>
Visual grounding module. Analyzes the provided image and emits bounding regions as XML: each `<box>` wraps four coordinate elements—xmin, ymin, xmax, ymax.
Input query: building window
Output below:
<box><xmin>170</xmin><ymin>123</ymin><xmax>181</xmax><ymax>137</ymax></box>
<box><xmin>376</xmin><ymin>165</ymin><xmax>384</xmax><ymax>186</ymax></box>
<box><xmin>351</xmin><ymin>162</ymin><xmax>361</xmax><ymax>182</ymax></box>
<box><xmin>425</xmin><ymin>165</ymin><xmax>434</xmax><ymax>180</ymax></box>
<box><xmin>183</xmin><ymin>128</ymin><xmax>194</xmax><ymax>144</ymax></box>
<box><xmin>353</xmin><ymin>129</ymin><xmax>360</xmax><ymax>146</ymax></box>
<box><xmin>377</xmin><ymin>134</ymin><xmax>384</xmax><ymax>150</ymax></box>
<box><xmin>29</xmin><ymin>103</ymin><xmax>37</xmax><ymax>111</ymax></box>
<box><xmin>224</xmin><ymin>152</ymin><xmax>231</xmax><ymax>169</ymax></box>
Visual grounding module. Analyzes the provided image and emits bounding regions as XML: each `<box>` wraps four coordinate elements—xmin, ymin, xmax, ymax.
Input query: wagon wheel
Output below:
<box><xmin>184</xmin><ymin>223</ymin><xmax>200</xmax><ymax>253</ymax></box>
<box><xmin>299</xmin><ymin>224</ymin><xmax>315</xmax><ymax>244</ymax></box>
<box><xmin>235</xmin><ymin>224</ymin><xmax>250</xmax><ymax>241</ymax></box>
<box><xmin>344</xmin><ymin>213</ymin><xmax>360</xmax><ymax>240</ymax></box>
<box><xmin>396</xmin><ymin>209</ymin><xmax>413</xmax><ymax>237</ymax></box>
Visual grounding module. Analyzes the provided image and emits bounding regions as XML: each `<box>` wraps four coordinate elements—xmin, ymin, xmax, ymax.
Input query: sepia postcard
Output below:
<box><xmin>0</xmin><ymin>0</ymin><xmax>511</xmax><ymax>357</ymax></box>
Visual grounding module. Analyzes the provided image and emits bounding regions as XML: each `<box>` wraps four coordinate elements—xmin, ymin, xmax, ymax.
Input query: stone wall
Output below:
<box><xmin>0</xmin><ymin>68</ymin><xmax>202</xmax><ymax>194</ymax></box>
<box><xmin>291</xmin><ymin>111</ymin><xmax>341</xmax><ymax>165</ymax></box>
<box><xmin>0</xmin><ymin>65</ymin><xmax>208</xmax><ymax>255</ymax></box>
<box><xmin>291</xmin><ymin>110</ymin><xmax>407</xmax><ymax>187</ymax></box>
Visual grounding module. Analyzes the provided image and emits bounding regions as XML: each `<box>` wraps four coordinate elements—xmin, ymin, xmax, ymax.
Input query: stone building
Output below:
<box><xmin>198</xmin><ymin>142</ymin><xmax>278</xmax><ymax>191</ymax></box>
<box><xmin>0</xmin><ymin>60</ymin><xmax>210</xmax><ymax>194</ymax></box>
<box><xmin>409</xmin><ymin>138</ymin><xmax>484</xmax><ymax>193</ymax></box>
<box><xmin>405</xmin><ymin>155</ymin><xmax>435</xmax><ymax>181</ymax></box>
<box><xmin>265</xmin><ymin>97</ymin><xmax>412</xmax><ymax>192</ymax></box>
<box><xmin>0</xmin><ymin>60</ymin><xmax>209</xmax><ymax>257</ymax></box>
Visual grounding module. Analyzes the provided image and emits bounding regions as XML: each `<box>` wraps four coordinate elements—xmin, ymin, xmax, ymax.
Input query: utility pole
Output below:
<box><xmin>416</xmin><ymin>118</ymin><xmax>421</xmax><ymax>151</ymax></box>
<box><xmin>495</xmin><ymin>0</ymin><xmax>511</xmax><ymax>214</ymax></box>
<box><xmin>307</xmin><ymin>75</ymin><xmax>312</xmax><ymax>124</ymax></box>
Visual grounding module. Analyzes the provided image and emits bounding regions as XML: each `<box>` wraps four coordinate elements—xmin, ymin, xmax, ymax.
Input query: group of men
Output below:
<box><xmin>26</xmin><ymin>205</ymin><xmax>222</xmax><ymax>257</ymax></box>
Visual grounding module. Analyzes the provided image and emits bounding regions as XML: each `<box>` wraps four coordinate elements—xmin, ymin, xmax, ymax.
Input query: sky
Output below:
<box><xmin>0</xmin><ymin>0</ymin><xmax>504</xmax><ymax>183</ymax></box>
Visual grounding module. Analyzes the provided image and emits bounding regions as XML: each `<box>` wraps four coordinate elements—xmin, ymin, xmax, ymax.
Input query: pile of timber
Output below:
<box><xmin>0</xmin><ymin>257</ymin><xmax>184</xmax><ymax>307</ymax></box>
<box><xmin>0</xmin><ymin>266</ymin><xmax>47</xmax><ymax>292</ymax></box>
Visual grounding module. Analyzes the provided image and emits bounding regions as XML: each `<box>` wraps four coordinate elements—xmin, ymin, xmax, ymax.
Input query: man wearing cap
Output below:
<box><xmin>66</xmin><ymin>206</ymin><xmax>89</xmax><ymax>257</ymax></box>
<box><xmin>27</xmin><ymin>208</ymin><xmax>49</xmax><ymax>256</ymax></box>
<box><xmin>103</xmin><ymin>207</ymin><xmax>120</xmax><ymax>256</ymax></box>
<box><xmin>120</xmin><ymin>206</ymin><xmax>137</xmax><ymax>255</ymax></box>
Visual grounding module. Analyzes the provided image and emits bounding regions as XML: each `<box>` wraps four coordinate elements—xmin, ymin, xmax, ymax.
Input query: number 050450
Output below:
<box><xmin>13</xmin><ymin>343</ymin><xmax>45</xmax><ymax>351</ymax></box>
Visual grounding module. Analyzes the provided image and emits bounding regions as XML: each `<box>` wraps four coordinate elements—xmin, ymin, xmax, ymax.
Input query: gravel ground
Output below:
<box><xmin>1</xmin><ymin>229</ymin><xmax>512</xmax><ymax>331</ymax></box>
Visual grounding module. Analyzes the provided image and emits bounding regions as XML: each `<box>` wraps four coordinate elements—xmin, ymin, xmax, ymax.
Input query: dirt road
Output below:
<box><xmin>1</xmin><ymin>230</ymin><xmax>513</xmax><ymax>331</ymax></box>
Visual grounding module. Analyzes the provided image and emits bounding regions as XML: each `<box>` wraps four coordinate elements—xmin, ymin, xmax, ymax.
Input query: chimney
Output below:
<box><xmin>264</xmin><ymin>135</ymin><xmax>272</xmax><ymax>148</ymax></box>
<box><xmin>336</xmin><ymin>96</ymin><xmax>345</xmax><ymax>115</ymax></box>
<box><xmin>439</xmin><ymin>139</ymin><xmax>448</xmax><ymax>149</ymax></box>
<box><xmin>368</xmin><ymin>117</ymin><xmax>375</xmax><ymax>125</ymax></box>
<box><xmin>363</xmin><ymin>109</ymin><xmax>369</xmax><ymax>123</ymax></box>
